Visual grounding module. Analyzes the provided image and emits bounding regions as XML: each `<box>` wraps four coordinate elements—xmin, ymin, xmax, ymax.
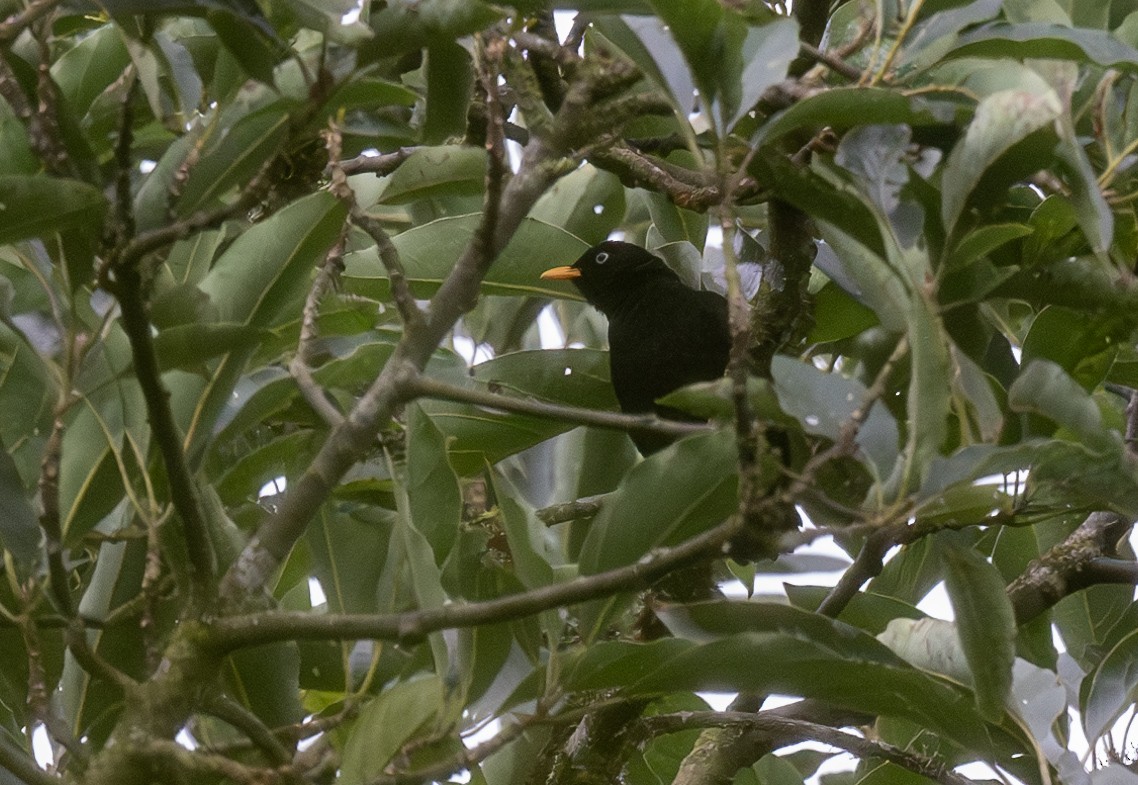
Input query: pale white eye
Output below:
<box><xmin>595</xmin><ymin>252</ymin><xmax>610</xmax><ymax>264</ymax></box>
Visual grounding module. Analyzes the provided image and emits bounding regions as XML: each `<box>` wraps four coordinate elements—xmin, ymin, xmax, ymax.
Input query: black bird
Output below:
<box><xmin>541</xmin><ymin>241</ymin><xmax>730</xmax><ymax>454</ymax></box>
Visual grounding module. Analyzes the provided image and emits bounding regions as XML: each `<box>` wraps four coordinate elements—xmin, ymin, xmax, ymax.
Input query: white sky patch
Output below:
<box><xmin>309</xmin><ymin>577</ymin><xmax>327</xmax><ymax>606</ymax></box>
<box><xmin>258</xmin><ymin>475</ymin><xmax>287</xmax><ymax>499</ymax></box>
<box><xmin>916</xmin><ymin>581</ymin><xmax>954</xmax><ymax>621</ymax></box>
<box><xmin>453</xmin><ymin>334</ymin><xmax>495</xmax><ymax>365</ymax></box>
<box><xmin>32</xmin><ymin>724</ymin><xmax>53</xmax><ymax>768</ymax></box>
<box><xmin>341</xmin><ymin>1</ymin><xmax>363</xmax><ymax>25</ymax></box>
<box><xmin>537</xmin><ymin>304</ymin><xmax>566</xmax><ymax>349</ymax></box>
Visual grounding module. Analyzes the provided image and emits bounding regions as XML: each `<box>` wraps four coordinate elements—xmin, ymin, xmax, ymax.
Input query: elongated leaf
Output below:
<box><xmin>722</xmin><ymin>18</ymin><xmax>799</xmax><ymax>131</ymax></box>
<box><xmin>941</xmin><ymin>537</ymin><xmax>1016</xmax><ymax>720</ymax></box>
<box><xmin>1021</xmin><ymin>306</ymin><xmax>1126</xmax><ymax>392</ymax></box>
<box><xmin>0</xmin><ymin>176</ymin><xmax>107</xmax><ymax>245</ymax></box>
<box><xmin>177</xmin><ymin>104</ymin><xmax>289</xmax><ymax>215</ymax></box>
<box><xmin>378</xmin><ymin>145</ymin><xmax>486</xmax><ymax>204</ymax></box>
<box><xmin>343</xmin><ymin>214</ymin><xmax>590</xmax><ymax>300</ymax></box>
<box><xmin>152</xmin><ymin>323</ymin><xmax>264</xmax><ymax>371</ymax></box>
<box><xmin>407</xmin><ymin>404</ymin><xmax>462</xmax><ymax>561</ymax></box>
<box><xmin>579</xmin><ymin>430</ymin><xmax>737</xmax><ymax>575</ymax></box>
<box><xmin>50</xmin><ymin>25</ymin><xmax>131</xmax><ymax>114</ymax></box>
<box><xmin>1008</xmin><ymin>360</ymin><xmax>1117</xmax><ymax>452</ymax></box>
<box><xmin>422</xmin><ymin>348</ymin><xmax>617</xmax><ymax>474</ymax></box>
<box><xmin>0</xmin><ymin>440</ymin><xmax>40</xmax><ymax>566</ymax></box>
<box><xmin>530</xmin><ymin>164</ymin><xmax>626</xmax><ymax>246</ymax></box>
<box><xmin>941</xmin><ymin>88</ymin><xmax>1061</xmax><ymax>236</ymax></box>
<box><xmin>1083</xmin><ymin>628</ymin><xmax>1138</xmax><ymax>741</ymax></box>
<box><xmin>771</xmin><ymin>356</ymin><xmax>899</xmax><ymax>477</ymax></box>
<box><xmin>950</xmin><ymin>23</ymin><xmax>1138</xmax><ymax>70</ymax></box>
<box><xmin>184</xmin><ymin>192</ymin><xmax>347</xmax><ymax>457</ymax></box>
<box><xmin>341</xmin><ymin>676</ymin><xmax>443</xmax><ymax>785</ymax></box>
<box><xmin>564</xmin><ymin>634</ymin><xmax>1030</xmax><ymax>761</ymax></box>
<box><xmin>754</xmin><ymin>88</ymin><xmax>957</xmax><ymax>149</ymax></box>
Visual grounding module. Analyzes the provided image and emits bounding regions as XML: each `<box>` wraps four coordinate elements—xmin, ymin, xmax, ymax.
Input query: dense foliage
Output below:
<box><xmin>2</xmin><ymin>0</ymin><xmax>1138</xmax><ymax>783</ymax></box>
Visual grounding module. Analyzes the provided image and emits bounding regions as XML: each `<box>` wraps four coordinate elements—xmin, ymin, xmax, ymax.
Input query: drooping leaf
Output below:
<box><xmin>940</xmin><ymin>535</ymin><xmax>1016</xmax><ymax>721</ymax></box>
<box><xmin>941</xmin><ymin>88</ymin><xmax>1062</xmax><ymax>237</ymax></box>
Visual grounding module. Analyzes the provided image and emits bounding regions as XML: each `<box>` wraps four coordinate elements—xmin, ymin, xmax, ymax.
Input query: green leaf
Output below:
<box><xmin>223</xmin><ymin>642</ymin><xmax>303</xmax><ymax>728</ymax></box>
<box><xmin>0</xmin><ymin>176</ymin><xmax>107</xmax><ymax>246</ymax></box>
<box><xmin>579</xmin><ymin>430</ymin><xmax>737</xmax><ymax>574</ymax></box>
<box><xmin>343</xmin><ymin>214</ymin><xmax>590</xmax><ymax>300</ymax></box>
<box><xmin>176</xmin><ymin>103</ymin><xmax>290</xmax><ymax>215</ymax></box>
<box><xmin>197</xmin><ymin>192</ymin><xmax>347</xmax><ymax>328</ymax></box>
<box><xmin>940</xmin><ymin>537</ymin><xmax>1016</xmax><ymax>721</ymax></box>
<box><xmin>0</xmin><ymin>324</ymin><xmax>56</xmax><ymax>484</ymax></box>
<box><xmin>491</xmin><ymin>467</ymin><xmax>557</xmax><ymax>590</ymax></box>
<box><xmin>407</xmin><ymin>404</ymin><xmax>462</xmax><ymax>561</ymax></box>
<box><xmin>206</xmin><ymin>8</ymin><xmax>288</xmax><ymax>85</ymax></box>
<box><xmin>370</xmin><ymin>0</ymin><xmax>503</xmax><ymax>53</ymax></box>
<box><xmin>185</xmin><ymin>192</ymin><xmax>347</xmax><ymax>456</ymax></box>
<box><xmin>596</xmin><ymin>14</ymin><xmax>693</xmax><ymax>118</ymax></box>
<box><xmin>424</xmin><ymin>42</ymin><xmax>474</xmax><ymax>144</ymax></box>
<box><xmin>771</xmin><ymin>356</ymin><xmax>899</xmax><ymax>477</ymax></box>
<box><xmin>941</xmin><ymin>88</ymin><xmax>1062</xmax><ymax>237</ymax></box>
<box><xmin>307</xmin><ymin>505</ymin><xmax>393</xmax><ymax>616</ymax></box>
<box><xmin>754</xmin><ymin>88</ymin><xmax>958</xmax><ymax>149</ymax></box>
<box><xmin>377</xmin><ymin>145</ymin><xmax>486</xmax><ymax>204</ymax></box>
<box><xmin>341</xmin><ymin>676</ymin><xmax>443</xmax><ymax>785</ymax></box>
<box><xmin>152</xmin><ymin>323</ymin><xmax>264</xmax><ymax>371</ymax></box>
<box><xmin>50</xmin><ymin>25</ymin><xmax>132</xmax><ymax>115</ymax></box>
<box><xmin>564</xmin><ymin>634</ymin><xmax>1027</xmax><ymax>759</ymax></box>
<box><xmin>530</xmin><ymin>164</ymin><xmax>626</xmax><ymax>246</ymax></box>
<box><xmin>1083</xmin><ymin>627</ymin><xmax>1138</xmax><ymax>741</ymax></box>
<box><xmin>943</xmin><ymin>222</ymin><xmax>1032</xmax><ymax>270</ymax></box>
<box><xmin>721</xmin><ymin>17</ymin><xmax>799</xmax><ymax>131</ymax></box>
<box><xmin>61</xmin><ymin>536</ymin><xmax>151</xmax><ymax>744</ymax></box>
<box><xmin>1008</xmin><ymin>360</ymin><xmax>1117</xmax><ymax>451</ymax></box>
<box><xmin>60</xmin><ymin>381</ymin><xmax>148</xmax><ymax>543</ymax></box>
<box><xmin>1021</xmin><ymin>306</ymin><xmax>1126</xmax><ymax>391</ymax></box>
<box><xmin>950</xmin><ymin>23</ymin><xmax>1138</xmax><ymax>70</ymax></box>
<box><xmin>0</xmin><ymin>98</ymin><xmax>37</xmax><ymax>175</ymax></box>
<box><xmin>215</xmin><ymin>430</ymin><xmax>321</xmax><ymax>506</ymax></box>
<box><xmin>281</xmin><ymin>0</ymin><xmax>374</xmax><ymax>43</ymax></box>
<box><xmin>0</xmin><ymin>439</ymin><xmax>40</xmax><ymax>566</ymax></box>
<box><xmin>806</xmin><ymin>282</ymin><xmax>879</xmax><ymax>344</ymax></box>
<box><xmin>813</xmin><ymin>224</ymin><xmax>909</xmax><ymax>331</ymax></box>
<box><xmin>422</xmin><ymin>348</ymin><xmax>617</xmax><ymax>473</ymax></box>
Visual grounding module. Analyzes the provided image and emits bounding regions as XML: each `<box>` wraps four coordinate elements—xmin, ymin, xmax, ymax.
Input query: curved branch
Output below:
<box><xmin>644</xmin><ymin>711</ymin><xmax>978</xmax><ymax>785</ymax></box>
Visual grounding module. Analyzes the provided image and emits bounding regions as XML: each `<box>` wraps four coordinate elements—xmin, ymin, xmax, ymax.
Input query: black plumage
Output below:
<box><xmin>542</xmin><ymin>241</ymin><xmax>730</xmax><ymax>454</ymax></box>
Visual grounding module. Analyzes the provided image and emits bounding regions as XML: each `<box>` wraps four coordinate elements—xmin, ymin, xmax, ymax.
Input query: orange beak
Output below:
<box><xmin>540</xmin><ymin>265</ymin><xmax>582</xmax><ymax>280</ymax></box>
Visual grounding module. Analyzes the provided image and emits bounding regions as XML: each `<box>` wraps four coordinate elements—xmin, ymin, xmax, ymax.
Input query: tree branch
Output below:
<box><xmin>0</xmin><ymin>732</ymin><xmax>60</xmax><ymax>785</ymax></box>
<box><xmin>1009</xmin><ymin>511</ymin><xmax>1135</xmax><ymax>624</ymax></box>
<box><xmin>210</xmin><ymin>517</ymin><xmax>740</xmax><ymax>651</ymax></box>
<box><xmin>643</xmin><ymin>711</ymin><xmax>978</xmax><ymax>785</ymax></box>
<box><xmin>218</xmin><ymin>32</ymin><xmax>640</xmax><ymax>602</ymax></box>
<box><xmin>0</xmin><ymin>0</ymin><xmax>61</xmax><ymax>42</ymax></box>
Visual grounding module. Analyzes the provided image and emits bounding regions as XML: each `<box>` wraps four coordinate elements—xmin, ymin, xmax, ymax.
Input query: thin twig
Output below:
<box><xmin>781</xmin><ymin>336</ymin><xmax>909</xmax><ymax>506</ymax></box>
<box><xmin>351</xmin><ymin>213</ymin><xmax>424</xmax><ymax>328</ymax></box>
<box><xmin>402</xmin><ymin>373</ymin><xmax>708</xmax><ymax>440</ymax></box>
<box><xmin>338</xmin><ymin>146</ymin><xmax>418</xmax><ymax>176</ymax></box>
<box><xmin>798</xmin><ymin>42</ymin><xmax>862</xmax><ymax>81</ymax></box>
<box><xmin>113</xmin><ymin>269</ymin><xmax>217</xmax><ymax>607</ymax></box>
<box><xmin>201</xmin><ymin>694</ymin><xmax>294</xmax><ymax>766</ymax></box>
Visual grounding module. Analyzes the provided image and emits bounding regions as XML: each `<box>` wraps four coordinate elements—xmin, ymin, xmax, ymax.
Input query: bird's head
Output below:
<box><xmin>540</xmin><ymin>241</ymin><xmax>679</xmax><ymax>316</ymax></box>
